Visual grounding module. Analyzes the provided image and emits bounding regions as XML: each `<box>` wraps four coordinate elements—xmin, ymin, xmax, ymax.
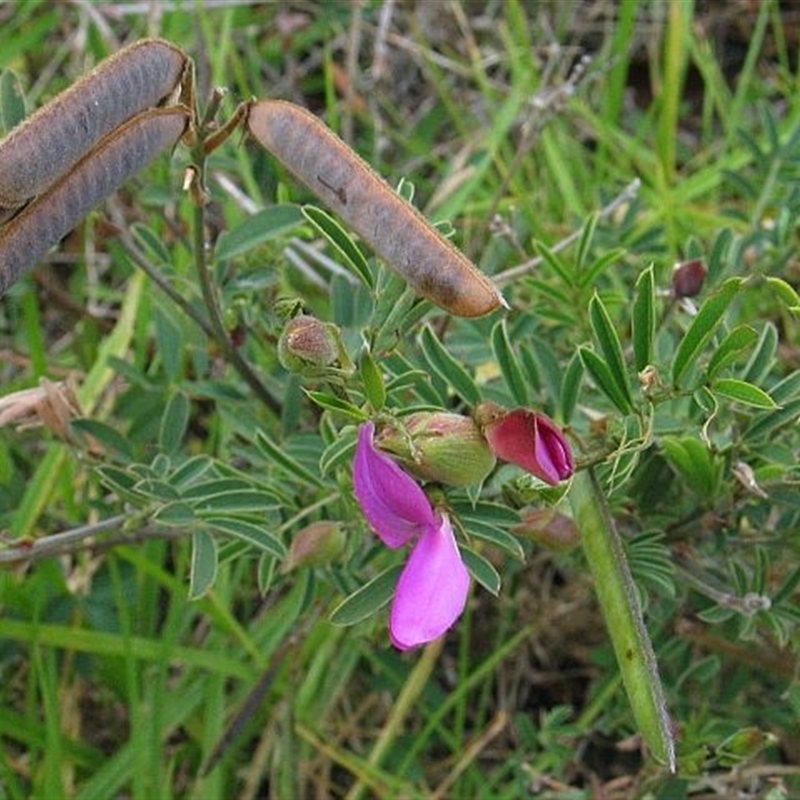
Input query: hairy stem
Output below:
<box><xmin>0</xmin><ymin>515</ymin><xmax>187</xmax><ymax>565</ymax></box>
<box><xmin>570</xmin><ymin>467</ymin><xmax>676</xmax><ymax>771</ymax></box>
<box><xmin>189</xmin><ymin>146</ymin><xmax>281</xmax><ymax>415</ymax></box>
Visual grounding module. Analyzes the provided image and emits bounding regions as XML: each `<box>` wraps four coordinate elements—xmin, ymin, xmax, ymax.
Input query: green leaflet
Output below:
<box><xmin>419</xmin><ymin>325</ymin><xmax>481</xmax><ymax>407</ymax></box>
<box><xmin>589</xmin><ymin>294</ymin><xmax>633</xmax><ymax>411</ymax></box>
<box><xmin>632</xmin><ymin>265</ymin><xmax>655</xmax><ymax>372</ymax></box>
<box><xmin>329</xmin><ymin>565</ymin><xmax>402</xmax><ymax>626</ymax></box>
<box><xmin>712</xmin><ymin>378</ymin><xmax>778</xmax><ymax>409</ymax></box>
<box><xmin>491</xmin><ymin>319</ymin><xmax>529</xmax><ymax>406</ymax></box>
<box><xmin>302</xmin><ymin>204</ymin><xmax>373</xmax><ymax>290</ymax></box>
<box><xmin>579</xmin><ymin>346</ymin><xmax>633</xmax><ymax>415</ymax></box>
<box><xmin>214</xmin><ymin>204</ymin><xmax>304</xmax><ymax>261</ymax></box>
<box><xmin>672</xmin><ymin>277</ymin><xmax>744</xmax><ymax>385</ymax></box>
<box><xmin>189</xmin><ymin>529</ymin><xmax>218</xmax><ymax>599</ymax></box>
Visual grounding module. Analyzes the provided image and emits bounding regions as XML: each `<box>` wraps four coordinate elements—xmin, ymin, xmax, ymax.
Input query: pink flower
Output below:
<box><xmin>477</xmin><ymin>404</ymin><xmax>574</xmax><ymax>486</ymax></box>
<box><xmin>353</xmin><ymin>422</ymin><xmax>471</xmax><ymax>650</ymax></box>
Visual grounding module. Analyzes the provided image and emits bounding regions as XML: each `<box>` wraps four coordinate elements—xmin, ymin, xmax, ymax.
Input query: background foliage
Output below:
<box><xmin>0</xmin><ymin>1</ymin><xmax>799</xmax><ymax>798</ymax></box>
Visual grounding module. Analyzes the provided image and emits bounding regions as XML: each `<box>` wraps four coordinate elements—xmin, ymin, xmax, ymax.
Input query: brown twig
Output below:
<box><xmin>0</xmin><ymin>515</ymin><xmax>188</xmax><ymax>566</ymax></box>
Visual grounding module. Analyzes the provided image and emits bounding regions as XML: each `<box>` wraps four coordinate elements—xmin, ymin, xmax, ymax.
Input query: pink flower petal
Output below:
<box><xmin>483</xmin><ymin>409</ymin><xmax>573</xmax><ymax>486</ymax></box>
<box><xmin>389</xmin><ymin>514</ymin><xmax>471</xmax><ymax>650</ymax></box>
<box><xmin>354</xmin><ymin>422</ymin><xmax>435</xmax><ymax>548</ymax></box>
<box><xmin>533</xmin><ymin>414</ymin><xmax>574</xmax><ymax>481</ymax></box>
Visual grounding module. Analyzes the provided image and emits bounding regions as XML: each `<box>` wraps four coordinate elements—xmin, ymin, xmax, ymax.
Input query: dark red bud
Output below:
<box><xmin>672</xmin><ymin>259</ymin><xmax>707</xmax><ymax>298</ymax></box>
<box><xmin>477</xmin><ymin>403</ymin><xmax>574</xmax><ymax>486</ymax></box>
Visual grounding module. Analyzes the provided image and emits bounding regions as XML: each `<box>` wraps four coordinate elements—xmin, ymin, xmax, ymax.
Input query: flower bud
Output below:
<box><xmin>715</xmin><ymin>727</ymin><xmax>777</xmax><ymax>767</ymax></box>
<box><xmin>375</xmin><ymin>412</ymin><xmax>496</xmax><ymax>487</ymax></box>
<box><xmin>638</xmin><ymin>365</ymin><xmax>659</xmax><ymax>391</ymax></box>
<box><xmin>278</xmin><ymin>314</ymin><xmax>340</xmax><ymax>372</ymax></box>
<box><xmin>511</xmin><ymin>507</ymin><xmax>579</xmax><ymax>552</ymax></box>
<box><xmin>283</xmin><ymin>521</ymin><xmax>345</xmax><ymax>572</ymax></box>
<box><xmin>672</xmin><ymin>258</ymin><xmax>707</xmax><ymax>298</ymax></box>
<box><xmin>476</xmin><ymin>402</ymin><xmax>574</xmax><ymax>486</ymax></box>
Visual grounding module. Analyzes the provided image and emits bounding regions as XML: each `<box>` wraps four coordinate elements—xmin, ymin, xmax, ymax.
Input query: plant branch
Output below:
<box><xmin>187</xmin><ymin>137</ymin><xmax>282</xmax><ymax>414</ymax></box>
<box><xmin>570</xmin><ymin>467</ymin><xmax>676</xmax><ymax>771</ymax></box>
<box><xmin>189</xmin><ymin>180</ymin><xmax>282</xmax><ymax>415</ymax></box>
<box><xmin>0</xmin><ymin>515</ymin><xmax>187</xmax><ymax>565</ymax></box>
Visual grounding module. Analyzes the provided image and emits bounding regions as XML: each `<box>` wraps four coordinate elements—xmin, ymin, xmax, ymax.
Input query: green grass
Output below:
<box><xmin>1</xmin><ymin>1</ymin><xmax>799</xmax><ymax>797</ymax></box>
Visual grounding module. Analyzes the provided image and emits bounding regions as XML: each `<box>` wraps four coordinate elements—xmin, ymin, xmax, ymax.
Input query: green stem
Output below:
<box><xmin>569</xmin><ymin>468</ymin><xmax>676</xmax><ymax>771</ymax></box>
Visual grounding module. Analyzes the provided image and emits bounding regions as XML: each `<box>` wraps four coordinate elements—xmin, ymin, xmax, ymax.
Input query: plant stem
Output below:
<box><xmin>0</xmin><ymin>515</ymin><xmax>187</xmax><ymax>564</ymax></box>
<box><xmin>569</xmin><ymin>467</ymin><xmax>676</xmax><ymax>772</ymax></box>
<box><xmin>189</xmin><ymin>151</ymin><xmax>282</xmax><ymax>415</ymax></box>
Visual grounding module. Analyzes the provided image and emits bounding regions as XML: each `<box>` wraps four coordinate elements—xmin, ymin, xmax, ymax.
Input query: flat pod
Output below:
<box><xmin>0</xmin><ymin>105</ymin><xmax>189</xmax><ymax>296</ymax></box>
<box><xmin>0</xmin><ymin>38</ymin><xmax>187</xmax><ymax>208</ymax></box>
<box><xmin>247</xmin><ymin>100</ymin><xmax>505</xmax><ymax>318</ymax></box>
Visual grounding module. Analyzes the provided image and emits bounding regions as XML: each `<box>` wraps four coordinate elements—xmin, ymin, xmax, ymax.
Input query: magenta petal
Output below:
<box><xmin>389</xmin><ymin>514</ymin><xmax>471</xmax><ymax>650</ymax></box>
<box><xmin>533</xmin><ymin>414</ymin><xmax>574</xmax><ymax>481</ymax></box>
<box><xmin>484</xmin><ymin>410</ymin><xmax>574</xmax><ymax>486</ymax></box>
<box><xmin>354</xmin><ymin>422</ymin><xmax>436</xmax><ymax>548</ymax></box>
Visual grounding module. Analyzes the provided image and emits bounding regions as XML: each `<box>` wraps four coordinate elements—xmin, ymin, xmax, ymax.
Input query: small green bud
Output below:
<box><xmin>715</xmin><ymin>726</ymin><xmax>777</xmax><ymax>767</ymax></box>
<box><xmin>278</xmin><ymin>314</ymin><xmax>340</xmax><ymax>372</ymax></box>
<box><xmin>283</xmin><ymin>521</ymin><xmax>345</xmax><ymax>572</ymax></box>
<box><xmin>376</xmin><ymin>412</ymin><xmax>496</xmax><ymax>487</ymax></box>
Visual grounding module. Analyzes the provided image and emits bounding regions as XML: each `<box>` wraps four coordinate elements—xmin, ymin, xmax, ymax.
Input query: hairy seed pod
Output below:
<box><xmin>247</xmin><ymin>100</ymin><xmax>505</xmax><ymax>318</ymax></box>
<box><xmin>0</xmin><ymin>38</ymin><xmax>187</xmax><ymax>208</ymax></box>
<box><xmin>0</xmin><ymin>105</ymin><xmax>189</xmax><ymax>296</ymax></box>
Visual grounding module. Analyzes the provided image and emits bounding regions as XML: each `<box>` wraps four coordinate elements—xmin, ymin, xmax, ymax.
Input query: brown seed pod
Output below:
<box><xmin>247</xmin><ymin>100</ymin><xmax>505</xmax><ymax>318</ymax></box>
<box><xmin>0</xmin><ymin>38</ymin><xmax>187</xmax><ymax>208</ymax></box>
<box><xmin>0</xmin><ymin>105</ymin><xmax>189</xmax><ymax>296</ymax></box>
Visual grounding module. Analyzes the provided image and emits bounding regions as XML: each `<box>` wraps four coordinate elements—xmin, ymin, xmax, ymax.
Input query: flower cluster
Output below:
<box><xmin>353</xmin><ymin>408</ymin><xmax>574</xmax><ymax>650</ymax></box>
